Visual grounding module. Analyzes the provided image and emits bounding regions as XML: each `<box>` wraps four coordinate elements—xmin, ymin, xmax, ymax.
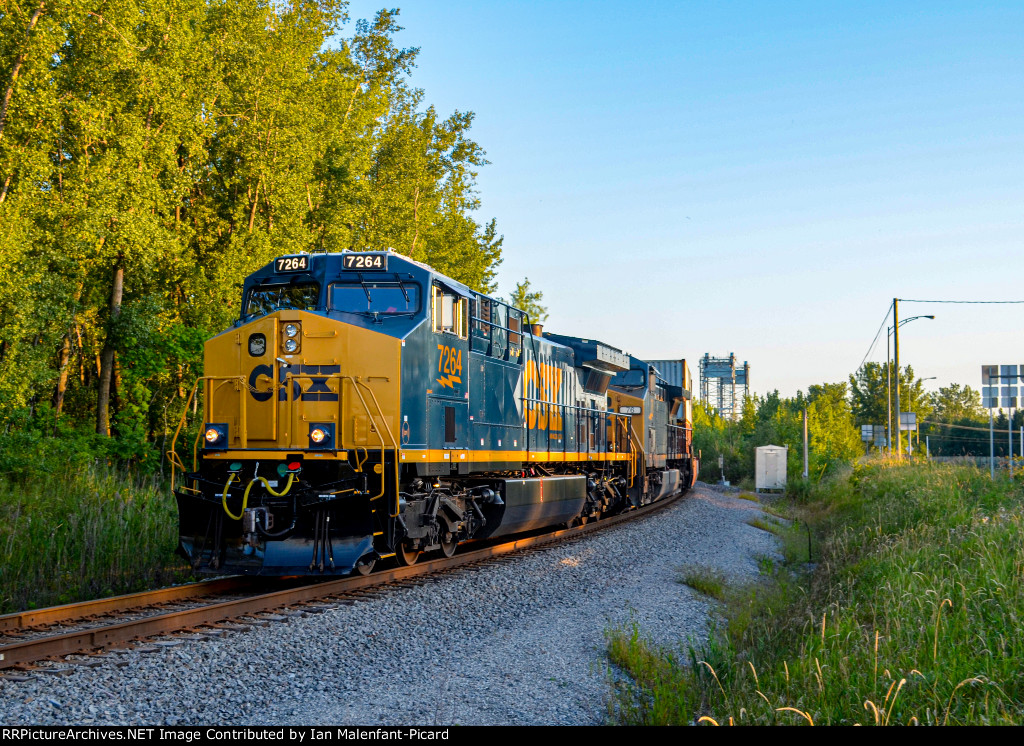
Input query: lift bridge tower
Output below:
<box><xmin>699</xmin><ymin>353</ymin><xmax>750</xmax><ymax>421</ymax></box>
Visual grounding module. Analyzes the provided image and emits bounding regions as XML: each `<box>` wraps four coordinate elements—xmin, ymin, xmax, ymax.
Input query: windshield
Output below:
<box><xmin>615</xmin><ymin>369</ymin><xmax>646</xmax><ymax>388</ymax></box>
<box><xmin>330</xmin><ymin>282</ymin><xmax>421</xmax><ymax>315</ymax></box>
<box><xmin>245</xmin><ymin>283</ymin><xmax>321</xmax><ymax>317</ymax></box>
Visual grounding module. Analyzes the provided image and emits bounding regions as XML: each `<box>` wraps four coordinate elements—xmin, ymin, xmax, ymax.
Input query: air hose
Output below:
<box><xmin>222</xmin><ymin>472</ymin><xmax>297</xmax><ymax>520</ymax></box>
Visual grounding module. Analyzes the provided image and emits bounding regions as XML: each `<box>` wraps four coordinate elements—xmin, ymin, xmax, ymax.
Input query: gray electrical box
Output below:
<box><xmin>755</xmin><ymin>445</ymin><xmax>788</xmax><ymax>493</ymax></box>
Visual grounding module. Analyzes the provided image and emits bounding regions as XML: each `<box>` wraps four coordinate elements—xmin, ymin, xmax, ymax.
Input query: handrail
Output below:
<box><xmin>167</xmin><ymin>375</ymin><xmax>248</xmax><ymax>493</ymax></box>
<box><xmin>353</xmin><ymin>378</ymin><xmax>402</xmax><ymax>519</ymax></box>
<box><xmin>276</xmin><ymin>370</ymin><xmax>346</xmax><ymax>450</ymax></box>
<box><xmin>342</xmin><ymin>376</ymin><xmax>389</xmax><ymax>506</ymax></box>
<box><xmin>519</xmin><ymin>397</ymin><xmax>630</xmax><ymax>458</ymax></box>
<box><xmin>627</xmin><ymin>423</ymin><xmax>645</xmax><ymax>489</ymax></box>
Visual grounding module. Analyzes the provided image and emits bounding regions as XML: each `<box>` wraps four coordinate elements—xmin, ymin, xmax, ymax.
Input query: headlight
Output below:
<box><xmin>308</xmin><ymin>423</ymin><xmax>334</xmax><ymax>449</ymax></box>
<box><xmin>284</xmin><ymin>338</ymin><xmax>299</xmax><ymax>353</ymax></box>
<box><xmin>203</xmin><ymin>423</ymin><xmax>228</xmax><ymax>449</ymax></box>
<box><xmin>284</xmin><ymin>323</ymin><xmax>299</xmax><ymax>338</ymax></box>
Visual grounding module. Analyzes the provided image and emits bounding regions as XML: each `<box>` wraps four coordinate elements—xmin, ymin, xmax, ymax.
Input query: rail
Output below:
<box><xmin>0</xmin><ymin>487</ymin><xmax>686</xmax><ymax>671</ymax></box>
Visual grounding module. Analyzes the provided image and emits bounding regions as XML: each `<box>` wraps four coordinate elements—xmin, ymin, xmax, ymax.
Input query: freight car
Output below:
<box><xmin>171</xmin><ymin>251</ymin><xmax>698</xmax><ymax>576</ymax></box>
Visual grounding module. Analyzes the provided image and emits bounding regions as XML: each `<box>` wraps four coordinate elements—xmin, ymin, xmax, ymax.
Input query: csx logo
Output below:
<box><xmin>525</xmin><ymin>360</ymin><xmax>564</xmax><ymax>432</ymax></box>
<box><xmin>248</xmin><ymin>364</ymin><xmax>340</xmax><ymax>402</ymax></box>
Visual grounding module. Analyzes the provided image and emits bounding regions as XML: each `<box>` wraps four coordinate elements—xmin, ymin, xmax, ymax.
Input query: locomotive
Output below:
<box><xmin>171</xmin><ymin>251</ymin><xmax>698</xmax><ymax>576</ymax></box>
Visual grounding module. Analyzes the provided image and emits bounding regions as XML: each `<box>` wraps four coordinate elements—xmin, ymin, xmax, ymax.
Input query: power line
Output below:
<box><xmin>899</xmin><ymin>298</ymin><xmax>1024</xmax><ymax>304</ymax></box>
<box><xmin>921</xmin><ymin>419</ymin><xmax>1020</xmax><ymax>435</ymax></box>
<box><xmin>858</xmin><ymin>301</ymin><xmax>892</xmax><ymax>372</ymax></box>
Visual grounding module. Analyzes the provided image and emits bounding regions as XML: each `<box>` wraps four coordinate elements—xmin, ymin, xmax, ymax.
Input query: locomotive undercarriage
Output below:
<box><xmin>176</xmin><ymin>454</ymin><xmax>693</xmax><ymax>577</ymax></box>
<box><xmin>175</xmin><ymin>457</ymin><xmax>377</xmax><ymax>576</ymax></box>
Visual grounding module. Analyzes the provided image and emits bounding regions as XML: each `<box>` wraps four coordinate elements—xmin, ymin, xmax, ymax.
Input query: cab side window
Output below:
<box><xmin>432</xmin><ymin>285</ymin><xmax>468</xmax><ymax>338</ymax></box>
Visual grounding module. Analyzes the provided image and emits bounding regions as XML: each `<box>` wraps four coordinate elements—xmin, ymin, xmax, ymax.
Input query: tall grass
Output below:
<box><xmin>0</xmin><ymin>463</ymin><xmax>190</xmax><ymax>613</ymax></box>
<box><xmin>609</xmin><ymin>462</ymin><xmax>1024</xmax><ymax>725</ymax></box>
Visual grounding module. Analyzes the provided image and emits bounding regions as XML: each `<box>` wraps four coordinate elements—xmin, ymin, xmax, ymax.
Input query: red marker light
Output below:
<box><xmin>287</xmin><ymin>462</ymin><xmax>301</xmax><ymax>472</ymax></box>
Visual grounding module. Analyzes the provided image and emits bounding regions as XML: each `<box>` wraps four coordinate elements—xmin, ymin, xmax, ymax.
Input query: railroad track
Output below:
<box><xmin>0</xmin><ymin>492</ymin><xmax>681</xmax><ymax>675</ymax></box>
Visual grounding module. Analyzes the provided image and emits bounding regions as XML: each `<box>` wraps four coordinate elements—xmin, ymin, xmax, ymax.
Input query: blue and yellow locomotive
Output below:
<box><xmin>172</xmin><ymin>251</ymin><xmax>698</xmax><ymax>575</ymax></box>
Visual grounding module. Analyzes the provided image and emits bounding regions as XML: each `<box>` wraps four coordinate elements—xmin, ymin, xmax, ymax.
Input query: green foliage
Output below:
<box><xmin>923</xmin><ymin>383</ymin><xmax>999</xmax><ymax>457</ymax></box>
<box><xmin>506</xmin><ymin>277</ymin><xmax>548</xmax><ymax>324</ymax></box>
<box><xmin>692</xmin><ymin>400</ymin><xmax>744</xmax><ymax>482</ymax></box>
<box><xmin>696</xmin><ymin>383</ymin><xmax>861</xmax><ymax>485</ymax></box>
<box><xmin>806</xmin><ymin>381</ymin><xmax>862</xmax><ymax>478</ymax></box>
<box><xmin>850</xmin><ymin>363</ymin><xmax>933</xmax><ymax>452</ymax></box>
<box><xmin>0</xmin><ymin>459</ymin><xmax>190</xmax><ymax>613</ymax></box>
<box><xmin>0</xmin><ymin>2</ymin><xmax>503</xmax><ymax>453</ymax></box>
<box><xmin>608</xmin><ymin>463</ymin><xmax>1024</xmax><ymax>725</ymax></box>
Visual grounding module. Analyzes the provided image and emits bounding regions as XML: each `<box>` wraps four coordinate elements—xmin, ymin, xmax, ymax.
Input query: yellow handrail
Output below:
<box><xmin>167</xmin><ymin>375</ymin><xmax>248</xmax><ymax>492</ymax></box>
<box><xmin>353</xmin><ymin>378</ymin><xmax>402</xmax><ymax>518</ymax></box>
<box><xmin>342</xmin><ymin>376</ymin><xmax>389</xmax><ymax>505</ymax></box>
<box><xmin>628</xmin><ymin>423</ymin><xmax>645</xmax><ymax>489</ymax></box>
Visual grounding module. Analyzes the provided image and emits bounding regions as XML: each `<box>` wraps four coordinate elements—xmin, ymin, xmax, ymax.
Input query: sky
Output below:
<box><xmin>341</xmin><ymin>1</ymin><xmax>1024</xmax><ymax>399</ymax></box>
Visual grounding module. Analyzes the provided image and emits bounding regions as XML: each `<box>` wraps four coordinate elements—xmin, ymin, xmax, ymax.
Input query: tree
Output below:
<box><xmin>507</xmin><ymin>278</ymin><xmax>547</xmax><ymax>324</ymax></box>
<box><xmin>0</xmin><ymin>2</ymin><xmax>505</xmax><ymax>461</ymax></box>
<box><xmin>807</xmin><ymin>382</ymin><xmax>861</xmax><ymax>477</ymax></box>
<box><xmin>849</xmin><ymin>362</ymin><xmax>890</xmax><ymax>428</ymax></box>
<box><xmin>850</xmin><ymin>363</ymin><xmax>932</xmax><ymax>449</ymax></box>
<box><xmin>923</xmin><ymin>383</ymin><xmax>989</xmax><ymax>456</ymax></box>
<box><xmin>930</xmin><ymin>383</ymin><xmax>985</xmax><ymax>423</ymax></box>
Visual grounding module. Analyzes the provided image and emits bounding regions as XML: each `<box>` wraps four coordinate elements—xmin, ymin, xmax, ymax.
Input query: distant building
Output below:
<box><xmin>698</xmin><ymin>353</ymin><xmax>750</xmax><ymax>421</ymax></box>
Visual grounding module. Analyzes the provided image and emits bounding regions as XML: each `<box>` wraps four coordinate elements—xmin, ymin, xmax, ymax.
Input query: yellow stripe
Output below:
<box><xmin>398</xmin><ymin>449</ymin><xmax>632</xmax><ymax>464</ymax></box>
<box><xmin>204</xmin><ymin>450</ymin><xmax>349</xmax><ymax>461</ymax></box>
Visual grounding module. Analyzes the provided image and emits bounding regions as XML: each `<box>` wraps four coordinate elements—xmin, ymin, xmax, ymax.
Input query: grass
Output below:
<box><xmin>608</xmin><ymin>461</ymin><xmax>1024</xmax><ymax>725</ymax></box>
<box><xmin>677</xmin><ymin>565</ymin><xmax>728</xmax><ymax>601</ymax></box>
<box><xmin>0</xmin><ymin>462</ymin><xmax>190</xmax><ymax>613</ymax></box>
<box><xmin>746</xmin><ymin>516</ymin><xmax>785</xmax><ymax>534</ymax></box>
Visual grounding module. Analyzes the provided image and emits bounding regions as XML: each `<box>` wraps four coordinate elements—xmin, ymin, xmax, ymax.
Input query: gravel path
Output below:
<box><xmin>0</xmin><ymin>483</ymin><xmax>777</xmax><ymax>726</ymax></box>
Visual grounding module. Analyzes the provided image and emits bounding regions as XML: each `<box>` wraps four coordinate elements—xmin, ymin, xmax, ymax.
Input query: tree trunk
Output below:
<box><xmin>55</xmin><ymin>281</ymin><xmax>84</xmax><ymax>415</ymax></box>
<box><xmin>96</xmin><ymin>263</ymin><xmax>124</xmax><ymax>436</ymax></box>
<box><xmin>54</xmin><ymin>334</ymin><xmax>72</xmax><ymax>415</ymax></box>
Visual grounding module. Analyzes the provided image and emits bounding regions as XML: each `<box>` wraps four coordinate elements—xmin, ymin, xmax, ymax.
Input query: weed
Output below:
<box><xmin>608</xmin><ymin>462</ymin><xmax>1024</xmax><ymax>725</ymax></box>
<box><xmin>747</xmin><ymin>516</ymin><xmax>784</xmax><ymax>534</ymax></box>
<box><xmin>677</xmin><ymin>565</ymin><xmax>728</xmax><ymax>601</ymax></box>
<box><xmin>0</xmin><ymin>461</ymin><xmax>189</xmax><ymax>613</ymax></box>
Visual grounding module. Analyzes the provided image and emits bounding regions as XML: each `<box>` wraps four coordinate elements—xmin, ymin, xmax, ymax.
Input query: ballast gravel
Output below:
<box><xmin>0</xmin><ymin>483</ymin><xmax>777</xmax><ymax>726</ymax></box>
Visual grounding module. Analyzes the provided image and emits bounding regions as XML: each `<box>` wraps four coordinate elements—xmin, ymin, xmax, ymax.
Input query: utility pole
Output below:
<box><xmin>886</xmin><ymin>332</ymin><xmax>892</xmax><ymax>454</ymax></box>
<box><xmin>802</xmin><ymin>407</ymin><xmax>809</xmax><ymax>479</ymax></box>
<box><xmin>990</xmin><ymin>410</ymin><xmax>995</xmax><ymax>479</ymax></box>
<box><xmin>893</xmin><ymin>298</ymin><xmax>901</xmax><ymax>458</ymax></box>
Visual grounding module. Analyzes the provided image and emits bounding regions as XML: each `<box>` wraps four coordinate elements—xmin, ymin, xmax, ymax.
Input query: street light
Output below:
<box><xmin>888</xmin><ymin>312</ymin><xmax>935</xmax><ymax>456</ymax></box>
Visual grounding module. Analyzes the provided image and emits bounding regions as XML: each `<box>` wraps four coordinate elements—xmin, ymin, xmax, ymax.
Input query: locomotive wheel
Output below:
<box><xmin>396</xmin><ymin>542</ymin><xmax>420</xmax><ymax>566</ymax></box>
<box><xmin>354</xmin><ymin>556</ymin><xmax>375</xmax><ymax>576</ymax></box>
<box><xmin>439</xmin><ymin>529</ymin><xmax>457</xmax><ymax>558</ymax></box>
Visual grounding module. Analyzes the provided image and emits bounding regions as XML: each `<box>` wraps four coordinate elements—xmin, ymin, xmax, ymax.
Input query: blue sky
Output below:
<box><xmin>342</xmin><ymin>1</ymin><xmax>1024</xmax><ymax>399</ymax></box>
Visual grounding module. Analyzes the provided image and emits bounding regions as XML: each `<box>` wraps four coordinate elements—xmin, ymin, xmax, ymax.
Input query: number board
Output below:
<box><xmin>274</xmin><ymin>255</ymin><xmax>310</xmax><ymax>273</ymax></box>
<box><xmin>343</xmin><ymin>253</ymin><xmax>388</xmax><ymax>271</ymax></box>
